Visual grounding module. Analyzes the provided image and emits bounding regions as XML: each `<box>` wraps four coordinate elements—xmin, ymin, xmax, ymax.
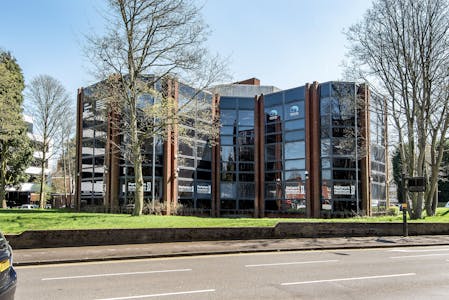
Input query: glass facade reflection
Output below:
<box><xmin>219</xmin><ymin>97</ymin><xmax>256</xmax><ymax>213</ymax></box>
<box><xmin>263</xmin><ymin>87</ymin><xmax>306</xmax><ymax>214</ymax></box>
<box><xmin>77</xmin><ymin>78</ymin><xmax>387</xmax><ymax>218</ymax></box>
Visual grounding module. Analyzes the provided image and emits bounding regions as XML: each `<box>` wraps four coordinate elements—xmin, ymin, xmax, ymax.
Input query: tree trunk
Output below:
<box><xmin>0</xmin><ymin>152</ymin><xmax>7</xmax><ymax>209</ymax></box>
<box><xmin>39</xmin><ymin>150</ymin><xmax>47</xmax><ymax>209</ymax></box>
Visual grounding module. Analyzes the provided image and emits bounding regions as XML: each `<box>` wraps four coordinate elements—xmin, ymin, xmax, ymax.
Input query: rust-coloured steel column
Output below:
<box><xmin>256</xmin><ymin>95</ymin><xmax>265</xmax><ymax>218</ymax></box>
<box><xmin>308</xmin><ymin>82</ymin><xmax>321</xmax><ymax>218</ymax></box>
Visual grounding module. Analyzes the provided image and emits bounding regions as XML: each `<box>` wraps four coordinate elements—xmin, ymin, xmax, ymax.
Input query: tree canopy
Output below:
<box><xmin>0</xmin><ymin>50</ymin><xmax>33</xmax><ymax>208</ymax></box>
<box><xmin>85</xmin><ymin>0</ymin><xmax>227</xmax><ymax>215</ymax></box>
<box><xmin>345</xmin><ymin>0</ymin><xmax>449</xmax><ymax>218</ymax></box>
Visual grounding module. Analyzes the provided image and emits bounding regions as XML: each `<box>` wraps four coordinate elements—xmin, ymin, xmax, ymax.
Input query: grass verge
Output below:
<box><xmin>1</xmin><ymin>208</ymin><xmax>449</xmax><ymax>235</ymax></box>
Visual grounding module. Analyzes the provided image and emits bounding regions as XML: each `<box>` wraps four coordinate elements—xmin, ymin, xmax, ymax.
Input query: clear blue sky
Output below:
<box><xmin>0</xmin><ymin>0</ymin><xmax>372</xmax><ymax>99</ymax></box>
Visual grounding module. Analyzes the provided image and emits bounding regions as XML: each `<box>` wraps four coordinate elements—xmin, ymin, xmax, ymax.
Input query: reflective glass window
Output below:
<box><xmin>321</xmin><ymin>139</ymin><xmax>331</xmax><ymax>157</ymax></box>
<box><xmin>320</xmin><ymin>82</ymin><xmax>331</xmax><ymax>97</ymax></box>
<box><xmin>285</xmin><ymin>159</ymin><xmax>305</xmax><ymax>170</ymax></box>
<box><xmin>220</xmin><ymin>182</ymin><xmax>237</xmax><ymax>199</ymax></box>
<box><xmin>238</xmin><ymin>163</ymin><xmax>254</xmax><ymax>172</ymax></box>
<box><xmin>285</xmin><ymin>130</ymin><xmax>305</xmax><ymax>142</ymax></box>
<box><xmin>220</xmin><ymin>146</ymin><xmax>235</xmax><ymax>161</ymax></box>
<box><xmin>239</xmin><ymin>173</ymin><xmax>254</xmax><ymax>183</ymax></box>
<box><xmin>239</xmin><ymin>147</ymin><xmax>254</xmax><ymax>161</ymax></box>
<box><xmin>285</xmin><ymin>141</ymin><xmax>305</xmax><ymax>159</ymax></box>
<box><xmin>197</xmin><ymin>170</ymin><xmax>211</xmax><ymax>180</ymax></box>
<box><xmin>285</xmin><ymin>87</ymin><xmax>305</xmax><ymax>103</ymax></box>
<box><xmin>321</xmin><ymin>158</ymin><xmax>331</xmax><ymax>168</ymax></box>
<box><xmin>285</xmin><ymin>119</ymin><xmax>305</xmax><ymax>131</ymax></box>
<box><xmin>220</xmin><ymin>126</ymin><xmax>235</xmax><ymax>135</ymax></box>
<box><xmin>239</xmin><ymin>182</ymin><xmax>255</xmax><ymax>198</ymax></box>
<box><xmin>285</xmin><ymin>170</ymin><xmax>304</xmax><ymax>181</ymax></box>
<box><xmin>221</xmin><ymin>172</ymin><xmax>236</xmax><ymax>181</ymax></box>
<box><xmin>220</xmin><ymin>135</ymin><xmax>234</xmax><ymax>145</ymax></box>
<box><xmin>238</xmin><ymin>110</ymin><xmax>254</xmax><ymax>126</ymax></box>
<box><xmin>285</xmin><ymin>102</ymin><xmax>305</xmax><ymax>120</ymax></box>
<box><xmin>266</xmin><ymin>144</ymin><xmax>282</xmax><ymax>161</ymax></box>
<box><xmin>219</xmin><ymin>97</ymin><xmax>236</xmax><ymax>109</ymax></box>
<box><xmin>220</xmin><ymin>110</ymin><xmax>237</xmax><ymax>126</ymax></box>
<box><xmin>179</xmin><ymin>157</ymin><xmax>195</xmax><ymax>168</ymax></box>
<box><xmin>265</xmin><ymin>105</ymin><xmax>283</xmax><ymax>123</ymax></box>
<box><xmin>264</xmin><ymin>183</ymin><xmax>278</xmax><ymax>199</ymax></box>
<box><xmin>237</xmin><ymin>98</ymin><xmax>255</xmax><ymax>109</ymax></box>
<box><xmin>322</xmin><ymin>169</ymin><xmax>332</xmax><ymax>180</ymax></box>
<box><xmin>264</xmin><ymin>93</ymin><xmax>283</xmax><ymax>107</ymax></box>
<box><xmin>266</xmin><ymin>133</ymin><xmax>282</xmax><ymax>144</ymax></box>
<box><xmin>265</xmin><ymin>161</ymin><xmax>283</xmax><ymax>171</ymax></box>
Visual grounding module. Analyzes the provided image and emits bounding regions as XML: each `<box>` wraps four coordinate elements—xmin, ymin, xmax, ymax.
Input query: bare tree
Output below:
<box><xmin>85</xmin><ymin>0</ymin><xmax>227</xmax><ymax>216</ymax></box>
<box><xmin>27</xmin><ymin>75</ymin><xmax>71</xmax><ymax>209</ymax></box>
<box><xmin>345</xmin><ymin>0</ymin><xmax>449</xmax><ymax>218</ymax></box>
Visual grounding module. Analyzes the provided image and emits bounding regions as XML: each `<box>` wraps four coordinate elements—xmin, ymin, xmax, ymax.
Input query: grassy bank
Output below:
<box><xmin>1</xmin><ymin>208</ymin><xmax>449</xmax><ymax>235</ymax></box>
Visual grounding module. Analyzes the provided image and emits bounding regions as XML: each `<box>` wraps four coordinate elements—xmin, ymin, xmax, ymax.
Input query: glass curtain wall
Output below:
<box><xmin>369</xmin><ymin>92</ymin><xmax>387</xmax><ymax>211</ymax></box>
<box><xmin>219</xmin><ymin>97</ymin><xmax>255</xmax><ymax>214</ymax></box>
<box><xmin>264</xmin><ymin>87</ymin><xmax>306</xmax><ymax>214</ymax></box>
<box><xmin>80</xmin><ymin>87</ymin><xmax>107</xmax><ymax>206</ymax></box>
<box><xmin>177</xmin><ymin>83</ymin><xmax>213</xmax><ymax>212</ymax></box>
<box><xmin>320</xmin><ymin>82</ymin><xmax>361</xmax><ymax>216</ymax></box>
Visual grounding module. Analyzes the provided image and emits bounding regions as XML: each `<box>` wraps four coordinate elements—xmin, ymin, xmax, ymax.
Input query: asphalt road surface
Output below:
<box><xmin>15</xmin><ymin>245</ymin><xmax>449</xmax><ymax>299</ymax></box>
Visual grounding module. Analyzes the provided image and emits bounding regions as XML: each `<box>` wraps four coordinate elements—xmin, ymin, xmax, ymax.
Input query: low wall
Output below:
<box><xmin>6</xmin><ymin>222</ymin><xmax>449</xmax><ymax>249</ymax></box>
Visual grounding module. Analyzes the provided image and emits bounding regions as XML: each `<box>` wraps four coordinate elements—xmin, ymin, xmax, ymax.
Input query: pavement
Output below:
<box><xmin>12</xmin><ymin>235</ymin><xmax>449</xmax><ymax>266</ymax></box>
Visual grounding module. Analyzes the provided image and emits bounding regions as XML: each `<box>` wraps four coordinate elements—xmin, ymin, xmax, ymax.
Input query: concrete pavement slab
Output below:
<box><xmin>12</xmin><ymin>235</ymin><xmax>449</xmax><ymax>266</ymax></box>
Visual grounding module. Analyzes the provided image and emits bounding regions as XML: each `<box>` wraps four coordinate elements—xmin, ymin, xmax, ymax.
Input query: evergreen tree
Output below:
<box><xmin>0</xmin><ymin>50</ymin><xmax>33</xmax><ymax>208</ymax></box>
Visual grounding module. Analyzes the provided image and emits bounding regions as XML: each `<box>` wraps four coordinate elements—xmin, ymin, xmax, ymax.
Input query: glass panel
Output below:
<box><xmin>265</xmin><ymin>161</ymin><xmax>283</xmax><ymax>172</ymax></box>
<box><xmin>285</xmin><ymin>87</ymin><xmax>305</xmax><ymax>102</ymax></box>
<box><xmin>220</xmin><ymin>182</ymin><xmax>237</xmax><ymax>199</ymax></box>
<box><xmin>239</xmin><ymin>147</ymin><xmax>254</xmax><ymax>161</ymax></box>
<box><xmin>220</xmin><ymin>146</ymin><xmax>235</xmax><ymax>161</ymax></box>
<box><xmin>220</xmin><ymin>110</ymin><xmax>237</xmax><ymax>126</ymax></box>
<box><xmin>321</xmin><ymin>139</ymin><xmax>331</xmax><ymax>157</ymax></box>
<box><xmin>219</xmin><ymin>97</ymin><xmax>236</xmax><ymax>109</ymax></box>
<box><xmin>285</xmin><ymin>130</ymin><xmax>305</xmax><ymax>142</ymax></box>
<box><xmin>285</xmin><ymin>159</ymin><xmax>305</xmax><ymax>170</ymax></box>
<box><xmin>265</xmin><ymin>105</ymin><xmax>282</xmax><ymax>123</ymax></box>
<box><xmin>266</xmin><ymin>133</ymin><xmax>282</xmax><ymax>143</ymax></box>
<box><xmin>220</xmin><ymin>135</ymin><xmax>234</xmax><ymax>146</ymax></box>
<box><xmin>238</xmin><ymin>163</ymin><xmax>254</xmax><ymax>172</ymax></box>
<box><xmin>178</xmin><ymin>168</ymin><xmax>194</xmax><ymax>179</ymax></box>
<box><xmin>264</xmin><ymin>93</ymin><xmax>283</xmax><ymax>107</ymax></box>
<box><xmin>266</xmin><ymin>144</ymin><xmax>282</xmax><ymax>161</ymax></box>
<box><xmin>220</xmin><ymin>126</ymin><xmax>234</xmax><ymax>135</ymax></box>
<box><xmin>239</xmin><ymin>182</ymin><xmax>255</xmax><ymax>198</ymax></box>
<box><xmin>285</xmin><ymin>170</ymin><xmax>305</xmax><ymax>181</ymax></box>
<box><xmin>285</xmin><ymin>119</ymin><xmax>305</xmax><ymax>131</ymax></box>
<box><xmin>237</xmin><ymin>98</ymin><xmax>255</xmax><ymax>109</ymax></box>
<box><xmin>239</xmin><ymin>173</ymin><xmax>255</xmax><ymax>181</ymax></box>
<box><xmin>285</xmin><ymin>102</ymin><xmax>305</xmax><ymax>120</ymax></box>
<box><xmin>285</xmin><ymin>141</ymin><xmax>305</xmax><ymax>159</ymax></box>
<box><xmin>238</xmin><ymin>110</ymin><xmax>254</xmax><ymax>126</ymax></box>
<box><xmin>237</xmin><ymin>130</ymin><xmax>255</xmax><ymax>145</ymax></box>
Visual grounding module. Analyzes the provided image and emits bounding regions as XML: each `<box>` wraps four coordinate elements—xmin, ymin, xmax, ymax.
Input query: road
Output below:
<box><xmin>15</xmin><ymin>245</ymin><xmax>449</xmax><ymax>299</ymax></box>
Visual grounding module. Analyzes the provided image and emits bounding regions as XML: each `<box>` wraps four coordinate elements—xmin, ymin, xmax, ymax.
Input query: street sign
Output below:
<box><xmin>407</xmin><ymin>177</ymin><xmax>426</xmax><ymax>192</ymax></box>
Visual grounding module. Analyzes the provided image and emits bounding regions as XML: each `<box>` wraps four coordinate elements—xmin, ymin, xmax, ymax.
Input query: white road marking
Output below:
<box><xmin>41</xmin><ymin>269</ymin><xmax>191</xmax><ymax>281</ymax></box>
<box><xmin>245</xmin><ymin>260</ymin><xmax>338</xmax><ymax>267</ymax></box>
<box><xmin>281</xmin><ymin>273</ymin><xmax>416</xmax><ymax>286</ymax></box>
<box><xmin>390</xmin><ymin>253</ymin><xmax>449</xmax><ymax>259</ymax></box>
<box><xmin>94</xmin><ymin>289</ymin><xmax>216</xmax><ymax>300</ymax></box>
<box><xmin>390</xmin><ymin>248</ymin><xmax>449</xmax><ymax>253</ymax></box>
